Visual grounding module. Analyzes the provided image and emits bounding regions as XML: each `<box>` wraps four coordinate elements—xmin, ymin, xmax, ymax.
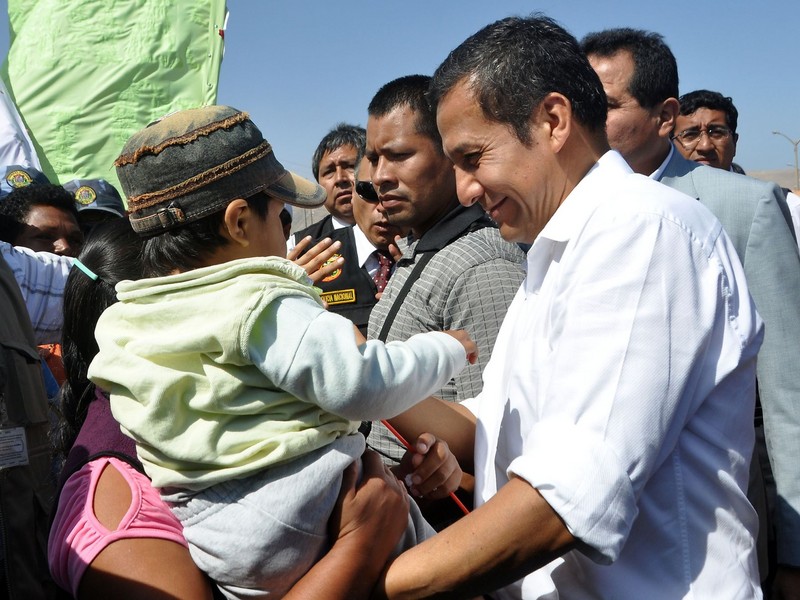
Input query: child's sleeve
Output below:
<box><xmin>247</xmin><ymin>295</ymin><xmax>467</xmax><ymax>420</ymax></box>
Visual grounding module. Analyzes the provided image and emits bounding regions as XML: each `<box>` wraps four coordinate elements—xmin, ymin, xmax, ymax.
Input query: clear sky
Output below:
<box><xmin>1</xmin><ymin>0</ymin><xmax>799</xmax><ymax>181</ymax></box>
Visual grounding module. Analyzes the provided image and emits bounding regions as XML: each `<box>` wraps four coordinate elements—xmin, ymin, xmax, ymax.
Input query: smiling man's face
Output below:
<box><xmin>437</xmin><ymin>80</ymin><xmax>562</xmax><ymax>244</ymax></box>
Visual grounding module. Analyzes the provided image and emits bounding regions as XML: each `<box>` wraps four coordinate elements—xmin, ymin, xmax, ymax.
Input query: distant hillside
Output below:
<box><xmin>749</xmin><ymin>168</ymin><xmax>798</xmax><ymax>191</ymax></box>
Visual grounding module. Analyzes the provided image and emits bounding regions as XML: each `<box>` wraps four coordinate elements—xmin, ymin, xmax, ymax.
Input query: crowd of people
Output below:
<box><xmin>1</xmin><ymin>13</ymin><xmax>799</xmax><ymax>600</ymax></box>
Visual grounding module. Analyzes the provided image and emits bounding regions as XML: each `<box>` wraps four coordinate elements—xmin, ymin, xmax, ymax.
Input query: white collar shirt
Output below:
<box><xmin>465</xmin><ymin>151</ymin><xmax>763</xmax><ymax>599</ymax></box>
<box><xmin>352</xmin><ymin>224</ymin><xmax>379</xmax><ymax>277</ymax></box>
<box><xmin>650</xmin><ymin>143</ymin><xmax>674</xmax><ymax>180</ymax></box>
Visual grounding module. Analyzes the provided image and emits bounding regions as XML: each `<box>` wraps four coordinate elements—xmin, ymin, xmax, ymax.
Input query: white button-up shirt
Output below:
<box><xmin>465</xmin><ymin>151</ymin><xmax>763</xmax><ymax>599</ymax></box>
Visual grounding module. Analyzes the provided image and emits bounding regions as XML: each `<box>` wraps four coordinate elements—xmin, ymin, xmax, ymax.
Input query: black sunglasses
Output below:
<box><xmin>355</xmin><ymin>180</ymin><xmax>379</xmax><ymax>202</ymax></box>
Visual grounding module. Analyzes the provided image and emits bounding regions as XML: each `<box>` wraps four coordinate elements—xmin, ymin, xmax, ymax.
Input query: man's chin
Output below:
<box><xmin>693</xmin><ymin>157</ymin><xmax>719</xmax><ymax>169</ymax></box>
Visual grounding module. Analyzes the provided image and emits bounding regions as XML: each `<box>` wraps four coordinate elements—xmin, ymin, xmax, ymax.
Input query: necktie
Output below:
<box><xmin>373</xmin><ymin>251</ymin><xmax>393</xmax><ymax>293</ymax></box>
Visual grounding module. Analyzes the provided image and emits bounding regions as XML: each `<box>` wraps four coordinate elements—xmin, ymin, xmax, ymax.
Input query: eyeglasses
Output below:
<box><xmin>672</xmin><ymin>124</ymin><xmax>733</xmax><ymax>149</ymax></box>
<box><xmin>355</xmin><ymin>180</ymin><xmax>379</xmax><ymax>202</ymax></box>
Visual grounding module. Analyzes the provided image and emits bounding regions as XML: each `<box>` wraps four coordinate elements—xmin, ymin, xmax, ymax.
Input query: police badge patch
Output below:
<box><xmin>6</xmin><ymin>170</ymin><xmax>33</xmax><ymax>189</ymax></box>
<box><xmin>321</xmin><ymin>254</ymin><xmax>343</xmax><ymax>282</ymax></box>
<box><xmin>74</xmin><ymin>186</ymin><xmax>98</xmax><ymax>205</ymax></box>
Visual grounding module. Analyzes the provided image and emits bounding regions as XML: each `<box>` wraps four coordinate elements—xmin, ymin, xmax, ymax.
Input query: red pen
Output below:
<box><xmin>381</xmin><ymin>420</ymin><xmax>470</xmax><ymax>516</ymax></box>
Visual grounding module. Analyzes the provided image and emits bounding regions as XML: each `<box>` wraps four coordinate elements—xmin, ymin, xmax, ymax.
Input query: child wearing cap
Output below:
<box><xmin>88</xmin><ymin>105</ymin><xmax>476</xmax><ymax>598</ymax></box>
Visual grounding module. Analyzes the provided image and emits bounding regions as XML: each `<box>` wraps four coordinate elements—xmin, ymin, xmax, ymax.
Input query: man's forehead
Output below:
<box><xmin>320</xmin><ymin>144</ymin><xmax>358</xmax><ymax>163</ymax></box>
<box><xmin>677</xmin><ymin>108</ymin><xmax>728</xmax><ymax>125</ymax></box>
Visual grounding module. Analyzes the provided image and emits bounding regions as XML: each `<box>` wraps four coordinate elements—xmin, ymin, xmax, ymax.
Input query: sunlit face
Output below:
<box><xmin>588</xmin><ymin>51</ymin><xmax>667</xmax><ymax>175</ymax></box>
<box><xmin>15</xmin><ymin>205</ymin><xmax>83</xmax><ymax>256</ymax></box>
<box><xmin>352</xmin><ymin>156</ymin><xmax>405</xmax><ymax>250</ymax></box>
<box><xmin>436</xmin><ymin>80</ymin><xmax>561</xmax><ymax>244</ymax></box>
<box><xmin>673</xmin><ymin>107</ymin><xmax>737</xmax><ymax>170</ymax></box>
<box><xmin>317</xmin><ymin>144</ymin><xmax>358</xmax><ymax>223</ymax></box>
<box><xmin>366</xmin><ymin>105</ymin><xmax>456</xmax><ymax>238</ymax></box>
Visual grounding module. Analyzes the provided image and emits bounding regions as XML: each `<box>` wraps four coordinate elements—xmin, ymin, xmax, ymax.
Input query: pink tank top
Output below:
<box><xmin>48</xmin><ymin>456</ymin><xmax>187</xmax><ymax>596</ymax></box>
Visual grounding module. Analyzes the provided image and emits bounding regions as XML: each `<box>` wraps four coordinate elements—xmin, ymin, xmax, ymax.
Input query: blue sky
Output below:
<box><xmin>2</xmin><ymin>1</ymin><xmax>798</xmax><ymax>181</ymax></box>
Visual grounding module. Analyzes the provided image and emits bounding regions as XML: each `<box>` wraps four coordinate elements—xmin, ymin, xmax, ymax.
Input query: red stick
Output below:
<box><xmin>381</xmin><ymin>420</ymin><xmax>470</xmax><ymax>516</ymax></box>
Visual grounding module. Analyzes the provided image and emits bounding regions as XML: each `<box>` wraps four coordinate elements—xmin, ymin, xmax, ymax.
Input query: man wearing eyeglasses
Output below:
<box><xmin>673</xmin><ymin>90</ymin><xmax>739</xmax><ymax>171</ymax></box>
<box><xmin>583</xmin><ymin>28</ymin><xmax>800</xmax><ymax>600</ymax></box>
<box><xmin>675</xmin><ymin>90</ymin><xmax>800</xmax><ymax>249</ymax></box>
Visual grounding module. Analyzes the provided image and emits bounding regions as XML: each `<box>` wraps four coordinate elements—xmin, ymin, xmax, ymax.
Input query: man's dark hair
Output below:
<box><xmin>141</xmin><ymin>191</ymin><xmax>270</xmax><ymax>277</ymax></box>
<box><xmin>429</xmin><ymin>15</ymin><xmax>607</xmax><ymax>145</ymax></box>
<box><xmin>311</xmin><ymin>123</ymin><xmax>366</xmax><ymax>181</ymax></box>
<box><xmin>0</xmin><ymin>183</ymin><xmax>78</xmax><ymax>243</ymax></box>
<box><xmin>581</xmin><ymin>28</ymin><xmax>679</xmax><ymax>108</ymax></box>
<box><xmin>368</xmin><ymin>75</ymin><xmax>443</xmax><ymax>150</ymax></box>
<box><xmin>678</xmin><ymin>89</ymin><xmax>738</xmax><ymax>134</ymax></box>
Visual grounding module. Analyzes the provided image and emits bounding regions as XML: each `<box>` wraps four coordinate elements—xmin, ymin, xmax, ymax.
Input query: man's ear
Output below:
<box><xmin>657</xmin><ymin>97</ymin><xmax>680</xmax><ymax>140</ymax></box>
<box><xmin>222</xmin><ymin>199</ymin><xmax>250</xmax><ymax>247</ymax></box>
<box><xmin>539</xmin><ymin>92</ymin><xmax>572</xmax><ymax>153</ymax></box>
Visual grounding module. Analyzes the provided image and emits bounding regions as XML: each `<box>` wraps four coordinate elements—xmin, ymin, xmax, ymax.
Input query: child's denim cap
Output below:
<box><xmin>0</xmin><ymin>165</ymin><xmax>50</xmax><ymax>200</ymax></box>
<box><xmin>63</xmin><ymin>178</ymin><xmax>126</xmax><ymax>218</ymax></box>
<box><xmin>115</xmin><ymin>105</ymin><xmax>326</xmax><ymax>235</ymax></box>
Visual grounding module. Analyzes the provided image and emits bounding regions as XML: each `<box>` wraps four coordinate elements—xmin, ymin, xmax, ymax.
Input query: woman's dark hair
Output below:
<box><xmin>141</xmin><ymin>191</ymin><xmax>271</xmax><ymax>277</ymax></box>
<box><xmin>51</xmin><ymin>218</ymin><xmax>144</xmax><ymax>467</ymax></box>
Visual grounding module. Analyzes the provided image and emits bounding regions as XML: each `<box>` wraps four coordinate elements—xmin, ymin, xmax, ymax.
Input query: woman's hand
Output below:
<box><xmin>329</xmin><ymin>450</ymin><xmax>410</xmax><ymax>547</ymax></box>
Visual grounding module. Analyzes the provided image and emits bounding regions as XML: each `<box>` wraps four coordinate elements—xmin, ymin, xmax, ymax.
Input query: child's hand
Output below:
<box><xmin>394</xmin><ymin>433</ymin><xmax>462</xmax><ymax>500</ymax></box>
<box><xmin>289</xmin><ymin>236</ymin><xmax>344</xmax><ymax>284</ymax></box>
<box><xmin>442</xmin><ymin>329</ymin><xmax>478</xmax><ymax>365</ymax></box>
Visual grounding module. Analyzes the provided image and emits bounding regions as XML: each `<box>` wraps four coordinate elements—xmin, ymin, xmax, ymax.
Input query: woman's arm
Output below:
<box><xmin>77</xmin><ymin>462</ymin><xmax>213</xmax><ymax>599</ymax></box>
<box><xmin>77</xmin><ymin>450</ymin><xmax>409</xmax><ymax>599</ymax></box>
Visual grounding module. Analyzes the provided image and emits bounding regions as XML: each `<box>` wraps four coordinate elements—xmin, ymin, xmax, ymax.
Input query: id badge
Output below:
<box><xmin>0</xmin><ymin>427</ymin><xmax>29</xmax><ymax>468</ymax></box>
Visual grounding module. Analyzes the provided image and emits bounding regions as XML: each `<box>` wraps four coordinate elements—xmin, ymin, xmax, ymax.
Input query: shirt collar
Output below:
<box><xmin>521</xmin><ymin>151</ymin><xmax>632</xmax><ymax>293</ymax></box>
<box><xmin>352</xmin><ymin>224</ymin><xmax>378</xmax><ymax>268</ymax></box>
<box><xmin>649</xmin><ymin>145</ymin><xmax>674</xmax><ymax>181</ymax></box>
<box><xmin>331</xmin><ymin>215</ymin><xmax>352</xmax><ymax>230</ymax></box>
<box><xmin>536</xmin><ymin>150</ymin><xmax>632</xmax><ymax>246</ymax></box>
<box><xmin>413</xmin><ymin>203</ymin><xmax>493</xmax><ymax>254</ymax></box>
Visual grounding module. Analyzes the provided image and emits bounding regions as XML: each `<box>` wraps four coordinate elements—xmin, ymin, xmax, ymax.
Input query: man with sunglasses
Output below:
<box><xmin>583</xmin><ymin>28</ymin><xmax>800</xmax><ymax>599</ymax></box>
<box><xmin>312</xmin><ymin>154</ymin><xmax>406</xmax><ymax>335</ymax></box>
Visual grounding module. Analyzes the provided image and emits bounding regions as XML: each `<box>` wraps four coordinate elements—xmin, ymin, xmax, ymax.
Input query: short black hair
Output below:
<box><xmin>311</xmin><ymin>123</ymin><xmax>366</xmax><ymax>181</ymax></box>
<box><xmin>141</xmin><ymin>191</ymin><xmax>270</xmax><ymax>277</ymax></box>
<box><xmin>368</xmin><ymin>75</ymin><xmax>442</xmax><ymax>150</ymax></box>
<box><xmin>581</xmin><ymin>28</ymin><xmax>679</xmax><ymax>109</ymax></box>
<box><xmin>678</xmin><ymin>89</ymin><xmax>738</xmax><ymax>134</ymax></box>
<box><xmin>429</xmin><ymin>15</ymin><xmax>607</xmax><ymax>145</ymax></box>
<box><xmin>0</xmin><ymin>183</ymin><xmax>78</xmax><ymax>243</ymax></box>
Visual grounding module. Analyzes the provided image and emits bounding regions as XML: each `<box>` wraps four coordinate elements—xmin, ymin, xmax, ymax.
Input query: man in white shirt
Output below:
<box><xmin>583</xmin><ymin>30</ymin><xmax>800</xmax><ymax>598</ymax></box>
<box><xmin>377</xmin><ymin>15</ymin><xmax>763</xmax><ymax>599</ymax></box>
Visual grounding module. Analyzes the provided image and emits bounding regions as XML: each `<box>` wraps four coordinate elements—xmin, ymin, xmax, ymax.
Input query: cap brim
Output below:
<box><xmin>266</xmin><ymin>170</ymin><xmax>326</xmax><ymax>208</ymax></box>
<box><xmin>77</xmin><ymin>205</ymin><xmax>127</xmax><ymax>218</ymax></box>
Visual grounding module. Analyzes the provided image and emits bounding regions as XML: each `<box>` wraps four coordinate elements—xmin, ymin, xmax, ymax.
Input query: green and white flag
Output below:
<box><xmin>1</xmin><ymin>0</ymin><xmax>227</xmax><ymax>199</ymax></box>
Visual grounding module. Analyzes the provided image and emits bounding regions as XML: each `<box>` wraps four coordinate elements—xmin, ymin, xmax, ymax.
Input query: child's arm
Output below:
<box><xmin>249</xmin><ymin>296</ymin><xmax>473</xmax><ymax>421</ymax></box>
